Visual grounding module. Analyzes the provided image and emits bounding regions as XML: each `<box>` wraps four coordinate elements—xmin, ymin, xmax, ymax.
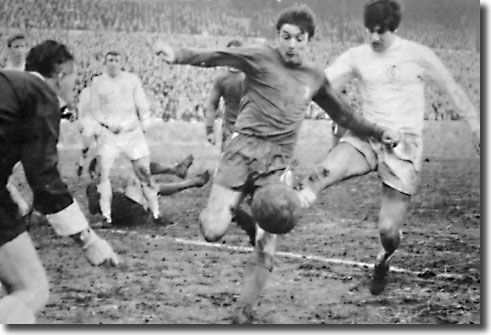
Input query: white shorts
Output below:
<box><xmin>97</xmin><ymin>126</ymin><xmax>150</xmax><ymax>162</ymax></box>
<box><xmin>340</xmin><ymin>131</ymin><xmax>423</xmax><ymax>196</ymax></box>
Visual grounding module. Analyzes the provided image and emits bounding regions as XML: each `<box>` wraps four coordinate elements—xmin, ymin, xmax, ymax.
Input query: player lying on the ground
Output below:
<box><xmin>86</xmin><ymin>156</ymin><xmax>210</xmax><ymax>227</ymax></box>
<box><xmin>297</xmin><ymin>0</ymin><xmax>480</xmax><ymax>296</ymax></box>
<box><xmin>0</xmin><ymin>40</ymin><xmax>118</xmax><ymax>324</ymax></box>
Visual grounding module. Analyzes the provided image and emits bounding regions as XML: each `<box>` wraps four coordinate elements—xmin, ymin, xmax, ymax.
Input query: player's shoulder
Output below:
<box><xmin>398</xmin><ymin>38</ymin><xmax>438</xmax><ymax>61</ymax></box>
<box><xmin>1</xmin><ymin>70</ymin><xmax>55</xmax><ymax>101</ymax></box>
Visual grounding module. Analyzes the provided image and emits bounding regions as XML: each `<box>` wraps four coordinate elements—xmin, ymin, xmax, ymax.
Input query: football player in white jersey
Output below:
<box><xmin>297</xmin><ymin>0</ymin><xmax>480</xmax><ymax>295</ymax></box>
<box><xmin>90</xmin><ymin>51</ymin><xmax>161</xmax><ymax>227</ymax></box>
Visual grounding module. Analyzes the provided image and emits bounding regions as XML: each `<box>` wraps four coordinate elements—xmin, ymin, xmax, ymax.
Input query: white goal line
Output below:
<box><xmin>110</xmin><ymin>229</ymin><xmax>470</xmax><ymax>281</ymax></box>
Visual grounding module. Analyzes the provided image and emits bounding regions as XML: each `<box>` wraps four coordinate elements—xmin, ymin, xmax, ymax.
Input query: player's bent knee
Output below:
<box><xmin>199</xmin><ymin>208</ymin><xmax>229</xmax><ymax>242</ymax></box>
<box><xmin>11</xmin><ymin>270</ymin><xmax>50</xmax><ymax>315</ymax></box>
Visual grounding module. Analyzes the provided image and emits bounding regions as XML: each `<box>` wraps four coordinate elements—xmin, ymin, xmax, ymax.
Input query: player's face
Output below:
<box><xmin>366</xmin><ymin>25</ymin><xmax>395</xmax><ymax>52</ymax></box>
<box><xmin>104</xmin><ymin>54</ymin><xmax>122</xmax><ymax>77</ymax></box>
<box><xmin>56</xmin><ymin>60</ymin><xmax>78</xmax><ymax>106</ymax></box>
<box><xmin>277</xmin><ymin>24</ymin><xmax>309</xmax><ymax>66</ymax></box>
<box><xmin>8</xmin><ymin>39</ymin><xmax>27</xmax><ymax>63</ymax></box>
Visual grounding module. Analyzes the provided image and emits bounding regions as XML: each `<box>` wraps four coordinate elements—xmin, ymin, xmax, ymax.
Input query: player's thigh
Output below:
<box><xmin>316</xmin><ymin>142</ymin><xmax>372</xmax><ymax>183</ymax></box>
<box><xmin>379</xmin><ymin>184</ymin><xmax>411</xmax><ymax>232</ymax></box>
<box><xmin>0</xmin><ymin>232</ymin><xmax>49</xmax><ymax>310</ymax></box>
<box><xmin>200</xmin><ymin>184</ymin><xmax>243</xmax><ymax>236</ymax></box>
<box><xmin>97</xmin><ymin>144</ymin><xmax>120</xmax><ymax>180</ymax></box>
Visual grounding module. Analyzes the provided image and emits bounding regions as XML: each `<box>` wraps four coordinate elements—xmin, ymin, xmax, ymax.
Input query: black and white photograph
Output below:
<box><xmin>0</xmin><ymin>0</ymin><xmax>482</xmax><ymax>325</ymax></box>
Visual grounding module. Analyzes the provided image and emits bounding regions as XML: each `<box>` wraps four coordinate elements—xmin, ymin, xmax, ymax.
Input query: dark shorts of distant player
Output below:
<box><xmin>87</xmin><ymin>184</ymin><xmax>152</xmax><ymax>226</ymax></box>
<box><xmin>340</xmin><ymin>130</ymin><xmax>423</xmax><ymax>196</ymax></box>
<box><xmin>0</xmin><ymin>191</ymin><xmax>27</xmax><ymax>247</ymax></box>
<box><xmin>214</xmin><ymin>132</ymin><xmax>293</xmax><ymax>193</ymax></box>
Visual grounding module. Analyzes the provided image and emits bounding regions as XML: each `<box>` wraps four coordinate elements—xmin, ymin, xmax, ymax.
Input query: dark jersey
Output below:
<box><xmin>0</xmin><ymin>70</ymin><xmax>73</xmax><ymax>218</ymax></box>
<box><xmin>175</xmin><ymin>45</ymin><xmax>384</xmax><ymax>152</ymax></box>
<box><xmin>213</xmin><ymin>71</ymin><xmax>244</xmax><ymax>132</ymax></box>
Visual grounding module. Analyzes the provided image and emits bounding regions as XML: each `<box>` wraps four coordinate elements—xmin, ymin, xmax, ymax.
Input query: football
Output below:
<box><xmin>251</xmin><ymin>183</ymin><xmax>301</xmax><ymax>235</ymax></box>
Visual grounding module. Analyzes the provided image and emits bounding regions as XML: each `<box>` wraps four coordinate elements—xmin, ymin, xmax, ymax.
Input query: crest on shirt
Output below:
<box><xmin>386</xmin><ymin>65</ymin><xmax>401</xmax><ymax>81</ymax></box>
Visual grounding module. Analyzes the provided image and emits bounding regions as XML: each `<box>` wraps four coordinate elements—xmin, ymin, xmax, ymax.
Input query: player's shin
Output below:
<box><xmin>142</xmin><ymin>183</ymin><xmax>160</xmax><ymax>219</ymax></box>
<box><xmin>376</xmin><ymin>228</ymin><xmax>402</xmax><ymax>264</ymax></box>
<box><xmin>98</xmin><ymin>180</ymin><xmax>113</xmax><ymax>222</ymax></box>
<box><xmin>233</xmin><ymin>229</ymin><xmax>276</xmax><ymax>323</ymax></box>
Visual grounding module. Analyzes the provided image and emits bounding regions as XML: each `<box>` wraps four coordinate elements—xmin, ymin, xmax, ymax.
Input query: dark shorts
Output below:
<box><xmin>214</xmin><ymin>133</ymin><xmax>293</xmax><ymax>193</ymax></box>
<box><xmin>0</xmin><ymin>187</ymin><xmax>26</xmax><ymax>247</ymax></box>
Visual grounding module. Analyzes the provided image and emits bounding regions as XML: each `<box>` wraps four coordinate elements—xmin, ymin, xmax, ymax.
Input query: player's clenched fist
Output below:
<box><xmin>149</xmin><ymin>39</ymin><xmax>176</xmax><ymax>64</ymax></box>
<box><xmin>80</xmin><ymin>228</ymin><xmax>119</xmax><ymax>266</ymax></box>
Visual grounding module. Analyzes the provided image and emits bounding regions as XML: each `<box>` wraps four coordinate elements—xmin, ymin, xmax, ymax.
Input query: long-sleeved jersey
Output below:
<box><xmin>175</xmin><ymin>45</ymin><xmax>384</xmax><ymax>152</ymax></box>
<box><xmin>0</xmin><ymin>70</ymin><xmax>73</xmax><ymax>216</ymax></box>
<box><xmin>90</xmin><ymin>71</ymin><xmax>151</xmax><ymax>131</ymax></box>
<box><xmin>325</xmin><ymin>36</ymin><xmax>480</xmax><ymax>137</ymax></box>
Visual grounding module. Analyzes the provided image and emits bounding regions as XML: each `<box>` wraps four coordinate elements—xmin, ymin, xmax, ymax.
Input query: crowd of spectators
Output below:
<box><xmin>0</xmin><ymin>0</ymin><xmax>480</xmax><ymax>122</ymax></box>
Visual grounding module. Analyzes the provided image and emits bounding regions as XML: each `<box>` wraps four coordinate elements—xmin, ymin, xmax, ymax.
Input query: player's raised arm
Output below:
<box><xmin>313</xmin><ymin>78</ymin><xmax>401</xmax><ymax>147</ymax></box>
<box><xmin>420</xmin><ymin>46</ymin><xmax>480</xmax><ymax>154</ymax></box>
<box><xmin>150</xmin><ymin>39</ymin><xmax>258</xmax><ymax>74</ymax></box>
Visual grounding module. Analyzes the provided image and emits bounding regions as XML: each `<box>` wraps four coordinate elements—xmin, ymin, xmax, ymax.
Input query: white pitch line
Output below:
<box><xmin>110</xmin><ymin>229</ymin><xmax>469</xmax><ymax>281</ymax></box>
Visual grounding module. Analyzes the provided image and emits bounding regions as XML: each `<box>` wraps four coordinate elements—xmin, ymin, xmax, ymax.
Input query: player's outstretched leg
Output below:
<box><xmin>150</xmin><ymin>155</ymin><xmax>194</xmax><ymax>179</ymax></box>
<box><xmin>157</xmin><ymin>170</ymin><xmax>210</xmax><ymax>196</ymax></box>
<box><xmin>231</xmin><ymin>227</ymin><xmax>276</xmax><ymax>324</ymax></box>
<box><xmin>370</xmin><ymin>184</ymin><xmax>410</xmax><ymax>295</ymax></box>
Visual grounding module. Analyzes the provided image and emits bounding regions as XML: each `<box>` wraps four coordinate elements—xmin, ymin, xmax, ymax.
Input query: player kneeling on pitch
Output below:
<box><xmin>0</xmin><ymin>40</ymin><xmax>119</xmax><ymax>324</ymax></box>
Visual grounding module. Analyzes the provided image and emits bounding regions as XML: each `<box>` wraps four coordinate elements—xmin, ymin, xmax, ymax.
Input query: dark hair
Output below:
<box><xmin>276</xmin><ymin>4</ymin><xmax>316</xmax><ymax>39</ymax></box>
<box><xmin>25</xmin><ymin>40</ymin><xmax>74</xmax><ymax>78</ymax></box>
<box><xmin>226</xmin><ymin>39</ymin><xmax>242</xmax><ymax>48</ymax></box>
<box><xmin>364</xmin><ymin>0</ymin><xmax>402</xmax><ymax>32</ymax></box>
<box><xmin>104</xmin><ymin>50</ymin><xmax>121</xmax><ymax>60</ymax></box>
<box><xmin>7</xmin><ymin>34</ymin><xmax>26</xmax><ymax>48</ymax></box>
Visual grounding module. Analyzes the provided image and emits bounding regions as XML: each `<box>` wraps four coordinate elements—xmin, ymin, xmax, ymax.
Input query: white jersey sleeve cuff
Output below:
<box><xmin>46</xmin><ymin>199</ymin><xmax>89</xmax><ymax>236</ymax></box>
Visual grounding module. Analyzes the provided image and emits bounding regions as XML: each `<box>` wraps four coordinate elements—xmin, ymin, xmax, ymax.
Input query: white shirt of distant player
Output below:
<box><xmin>3</xmin><ymin>60</ymin><xmax>25</xmax><ymax>71</ymax></box>
<box><xmin>90</xmin><ymin>71</ymin><xmax>150</xmax><ymax>130</ymax></box>
<box><xmin>325</xmin><ymin>36</ymin><xmax>448</xmax><ymax>136</ymax></box>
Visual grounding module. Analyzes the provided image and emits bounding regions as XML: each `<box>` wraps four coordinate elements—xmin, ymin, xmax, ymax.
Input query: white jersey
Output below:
<box><xmin>78</xmin><ymin>86</ymin><xmax>92</xmax><ymax>121</ymax></box>
<box><xmin>90</xmin><ymin>71</ymin><xmax>150</xmax><ymax>131</ymax></box>
<box><xmin>325</xmin><ymin>36</ymin><xmax>454</xmax><ymax>136</ymax></box>
<box><xmin>3</xmin><ymin>60</ymin><xmax>25</xmax><ymax>71</ymax></box>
